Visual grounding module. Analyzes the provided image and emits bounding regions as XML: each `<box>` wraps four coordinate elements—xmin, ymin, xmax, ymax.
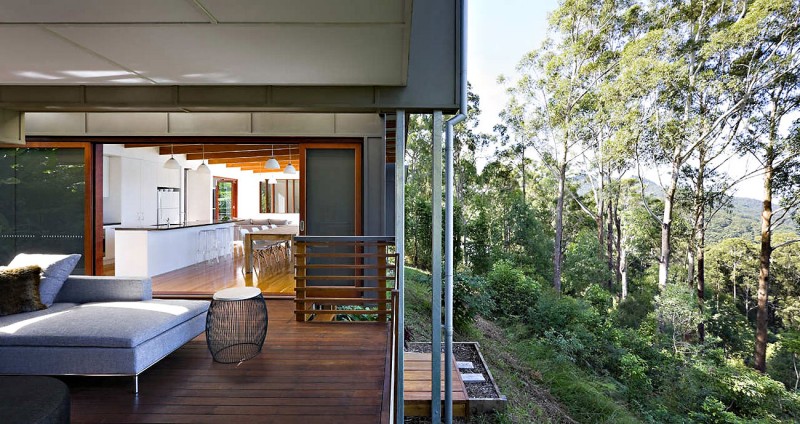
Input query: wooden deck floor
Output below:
<box><xmin>404</xmin><ymin>352</ymin><xmax>469</xmax><ymax>417</ymax></box>
<box><xmin>63</xmin><ymin>300</ymin><xmax>391</xmax><ymax>424</ymax></box>
<box><xmin>107</xmin><ymin>255</ymin><xmax>296</xmax><ymax>297</ymax></box>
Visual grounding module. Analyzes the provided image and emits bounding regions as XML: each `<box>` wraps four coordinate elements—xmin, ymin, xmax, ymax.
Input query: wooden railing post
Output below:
<box><xmin>377</xmin><ymin>243</ymin><xmax>387</xmax><ymax>322</ymax></box>
<box><xmin>295</xmin><ymin>241</ymin><xmax>307</xmax><ymax>321</ymax></box>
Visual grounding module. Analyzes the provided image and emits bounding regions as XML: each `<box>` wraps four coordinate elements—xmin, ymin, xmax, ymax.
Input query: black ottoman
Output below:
<box><xmin>0</xmin><ymin>376</ymin><xmax>70</xmax><ymax>424</ymax></box>
<box><xmin>206</xmin><ymin>286</ymin><xmax>268</xmax><ymax>363</ymax></box>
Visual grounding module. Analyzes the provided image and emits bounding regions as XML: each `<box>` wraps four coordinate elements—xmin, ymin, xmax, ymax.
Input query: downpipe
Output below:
<box><xmin>444</xmin><ymin>0</ymin><xmax>468</xmax><ymax>421</ymax></box>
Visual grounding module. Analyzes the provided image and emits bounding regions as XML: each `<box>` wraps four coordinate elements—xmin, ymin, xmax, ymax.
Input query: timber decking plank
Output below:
<box><xmin>402</xmin><ymin>352</ymin><xmax>470</xmax><ymax>417</ymax></box>
<box><xmin>65</xmin><ymin>299</ymin><xmax>391</xmax><ymax>423</ymax></box>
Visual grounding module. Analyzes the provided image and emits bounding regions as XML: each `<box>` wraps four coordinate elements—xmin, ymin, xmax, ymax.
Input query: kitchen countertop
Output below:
<box><xmin>115</xmin><ymin>219</ymin><xmax>243</xmax><ymax>231</ymax></box>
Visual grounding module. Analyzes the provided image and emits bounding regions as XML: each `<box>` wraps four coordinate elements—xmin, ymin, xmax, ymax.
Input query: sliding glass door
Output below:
<box><xmin>0</xmin><ymin>144</ymin><xmax>94</xmax><ymax>274</ymax></box>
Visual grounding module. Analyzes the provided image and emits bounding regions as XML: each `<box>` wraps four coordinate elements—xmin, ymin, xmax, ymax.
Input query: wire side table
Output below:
<box><xmin>206</xmin><ymin>287</ymin><xmax>268</xmax><ymax>363</ymax></box>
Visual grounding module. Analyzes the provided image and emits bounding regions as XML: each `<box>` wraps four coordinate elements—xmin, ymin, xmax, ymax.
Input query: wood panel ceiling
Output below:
<box><xmin>126</xmin><ymin>143</ymin><xmax>301</xmax><ymax>174</ymax></box>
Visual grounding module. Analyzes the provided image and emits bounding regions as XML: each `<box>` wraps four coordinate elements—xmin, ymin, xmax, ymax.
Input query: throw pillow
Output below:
<box><xmin>0</xmin><ymin>265</ymin><xmax>46</xmax><ymax>316</ymax></box>
<box><xmin>7</xmin><ymin>253</ymin><xmax>81</xmax><ymax>306</ymax></box>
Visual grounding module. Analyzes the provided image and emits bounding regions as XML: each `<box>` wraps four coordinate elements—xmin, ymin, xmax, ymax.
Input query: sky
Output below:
<box><xmin>466</xmin><ymin>0</ymin><xmax>765</xmax><ymax>200</ymax></box>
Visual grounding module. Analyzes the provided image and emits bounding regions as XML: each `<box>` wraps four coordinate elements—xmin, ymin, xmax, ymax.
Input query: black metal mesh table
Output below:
<box><xmin>206</xmin><ymin>287</ymin><xmax>268</xmax><ymax>363</ymax></box>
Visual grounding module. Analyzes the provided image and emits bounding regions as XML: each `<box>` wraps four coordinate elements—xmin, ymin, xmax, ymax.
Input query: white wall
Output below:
<box><xmin>104</xmin><ymin>144</ymin><xmax>183</xmax><ymax>226</ymax></box>
<box><xmin>103</xmin><ymin>156</ymin><xmax>122</xmax><ymax>224</ymax></box>
<box><xmin>210</xmin><ymin>165</ymin><xmax>299</xmax><ymax>222</ymax></box>
<box><xmin>186</xmin><ymin>169</ymin><xmax>212</xmax><ymax>222</ymax></box>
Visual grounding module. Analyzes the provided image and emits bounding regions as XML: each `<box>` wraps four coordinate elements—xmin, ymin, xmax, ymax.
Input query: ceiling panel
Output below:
<box><xmin>0</xmin><ymin>0</ymin><xmax>210</xmax><ymax>23</ymax></box>
<box><xmin>48</xmin><ymin>24</ymin><xmax>405</xmax><ymax>85</ymax></box>
<box><xmin>0</xmin><ymin>26</ymin><xmax>151</xmax><ymax>84</ymax></box>
<box><xmin>198</xmin><ymin>0</ymin><xmax>405</xmax><ymax>23</ymax></box>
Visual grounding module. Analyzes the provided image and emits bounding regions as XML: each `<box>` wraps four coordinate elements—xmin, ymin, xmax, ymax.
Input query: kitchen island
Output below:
<box><xmin>115</xmin><ymin>220</ymin><xmax>239</xmax><ymax>277</ymax></box>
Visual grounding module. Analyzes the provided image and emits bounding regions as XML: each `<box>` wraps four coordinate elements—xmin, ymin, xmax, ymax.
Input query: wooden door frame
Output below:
<box><xmin>213</xmin><ymin>177</ymin><xmax>238</xmax><ymax>220</ymax></box>
<box><xmin>299</xmin><ymin>142</ymin><xmax>363</xmax><ymax>236</ymax></box>
<box><xmin>0</xmin><ymin>141</ymin><xmax>101</xmax><ymax>275</ymax></box>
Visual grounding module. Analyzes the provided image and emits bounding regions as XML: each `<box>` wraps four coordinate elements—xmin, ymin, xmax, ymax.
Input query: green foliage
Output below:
<box><xmin>705</xmin><ymin>300</ymin><xmax>753</xmax><ymax>360</ymax></box>
<box><xmin>486</xmin><ymin>259</ymin><xmax>541</xmax><ymax>319</ymax></box>
<box><xmin>619</xmin><ymin>352</ymin><xmax>652</xmax><ymax>401</ymax></box>
<box><xmin>452</xmin><ymin>273</ymin><xmax>493</xmax><ymax>331</ymax></box>
<box><xmin>563</xmin><ymin>229</ymin><xmax>613</xmax><ymax>295</ymax></box>
<box><xmin>688</xmin><ymin>397</ymin><xmax>743</xmax><ymax>424</ymax></box>
<box><xmin>654</xmin><ymin>283</ymin><xmax>702</xmax><ymax>354</ymax></box>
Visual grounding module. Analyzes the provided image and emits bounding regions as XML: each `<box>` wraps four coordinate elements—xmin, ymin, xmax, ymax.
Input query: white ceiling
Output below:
<box><xmin>0</xmin><ymin>0</ymin><xmax>410</xmax><ymax>85</ymax></box>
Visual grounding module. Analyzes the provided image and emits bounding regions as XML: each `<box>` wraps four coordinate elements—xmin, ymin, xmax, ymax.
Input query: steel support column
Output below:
<box><xmin>394</xmin><ymin>110</ymin><xmax>406</xmax><ymax>422</ymax></box>
<box><xmin>431</xmin><ymin>110</ymin><xmax>443</xmax><ymax>423</ymax></box>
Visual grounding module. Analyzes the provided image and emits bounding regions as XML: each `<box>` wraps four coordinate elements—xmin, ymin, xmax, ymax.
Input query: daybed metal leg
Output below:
<box><xmin>134</xmin><ymin>375</ymin><xmax>139</xmax><ymax>394</ymax></box>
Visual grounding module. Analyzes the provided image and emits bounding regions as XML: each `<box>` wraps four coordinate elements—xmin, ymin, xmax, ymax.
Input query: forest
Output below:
<box><xmin>403</xmin><ymin>0</ymin><xmax>800</xmax><ymax>422</ymax></box>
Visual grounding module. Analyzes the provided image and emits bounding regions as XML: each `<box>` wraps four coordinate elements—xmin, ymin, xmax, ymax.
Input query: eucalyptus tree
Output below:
<box><xmin>620</xmin><ymin>0</ymin><xmax>767</xmax><ymax>295</ymax></box>
<box><xmin>505</xmin><ymin>0</ymin><xmax>634</xmax><ymax>291</ymax></box>
<box><xmin>711</xmin><ymin>0</ymin><xmax>800</xmax><ymax>372</ymax></box>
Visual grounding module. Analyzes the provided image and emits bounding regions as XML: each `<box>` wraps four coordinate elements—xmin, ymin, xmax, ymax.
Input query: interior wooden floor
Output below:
<box><xmin>104</xmin><ymin>254</ymin><xmax>295</xmax><ymax>297</ymax></box>
<box><xmin>63</xmin><ymin>300</ymin><xmax>392</xmax><ymax>424</ymax></box>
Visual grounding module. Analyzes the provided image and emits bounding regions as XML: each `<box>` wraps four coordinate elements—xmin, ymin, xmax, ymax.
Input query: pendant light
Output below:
<box><xmin>283</xmin><ymin>147</ymin><xmax>296</xmax><ymax>174</ymax></box>
<box><xmin>264</xmin><ymin>144</ymin><xmax>280</xmax><ymax>170</ymax></box>
<box><xmin>163</xmin><ymin>144</ymin><xmax>180</xmax><ymax>169</ymax></box>
<box><xmin>196</xmin><ymin>144</ymin><xmax>210</xmax><ymax>174</ymax></box>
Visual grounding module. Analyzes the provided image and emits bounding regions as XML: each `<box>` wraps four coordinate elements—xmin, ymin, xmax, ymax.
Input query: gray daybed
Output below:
<box><xmin>0</xmin><ymin>275</ymin><xmax>209</xmax><ymax>393</ymax></box>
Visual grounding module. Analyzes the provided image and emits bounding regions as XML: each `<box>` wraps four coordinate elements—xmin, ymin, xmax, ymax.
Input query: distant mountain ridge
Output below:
<box><xmin>574</xmin><ymin>176</ymin><xmax>796</xmax><ymax>244</ymax></box>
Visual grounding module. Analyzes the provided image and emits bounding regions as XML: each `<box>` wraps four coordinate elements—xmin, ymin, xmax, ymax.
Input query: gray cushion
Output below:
<box><xmin>8</xmin><ymin>254</ymin><xmax>81</xmax><ymax>306</ymax></box>
<box><xmin>249</xmin><ymin>218</ymin><xmax>270</xmax><ymax>225</ymax></box>
<box><xmin>268</xmin><ymin>219</ymin><xmax>289</xmax><ymax>225</ymax></box>
<box><xmin>54</xmin><ymin>276</ymin><xmax>152</xmax><ymax>304</ymax></box>
<box><xmin>0</xmin><ymin>299</ymin><xmax>209</xmax><ymax>348</ymax></box>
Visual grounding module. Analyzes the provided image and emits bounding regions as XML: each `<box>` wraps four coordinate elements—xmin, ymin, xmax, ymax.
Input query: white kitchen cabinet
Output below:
<box><xmin>120</xmin><ymin>157</ymin><xmax>164</xmax><ymax>227</ymax></box>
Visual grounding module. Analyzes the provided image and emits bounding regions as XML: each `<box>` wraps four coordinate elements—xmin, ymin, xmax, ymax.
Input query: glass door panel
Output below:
<box><xmin>0</xmin><ymin>147</ymin><xmax>87</xmax><ymax>273</ymax></box>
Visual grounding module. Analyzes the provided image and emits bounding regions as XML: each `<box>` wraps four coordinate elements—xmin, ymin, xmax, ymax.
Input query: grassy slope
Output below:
<box><xmin>405</xmin><ymin>267</ymin><xmax>636</xmax><ymax>423</ymax></box>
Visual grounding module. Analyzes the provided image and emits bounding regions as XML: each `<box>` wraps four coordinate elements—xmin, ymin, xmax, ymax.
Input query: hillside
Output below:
<box><xmin>707</xmin><ymin>196</ymin><xmax>798</xmax><ymax>244</ymax></box>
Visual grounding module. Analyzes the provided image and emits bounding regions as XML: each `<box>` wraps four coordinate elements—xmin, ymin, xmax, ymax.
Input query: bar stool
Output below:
<box><xmin>232</xmin><ymin>227</ymin><xmax>245</xmax><ymax>257</ymax></box>
<box><xmin>215</xmin><ymin>227</ymin><xmax>229</xmax><ymax>261</ymax></box>
<box><xmin>198</xmin><ymin>229</ymin><xmax>216</xmax><ymax>263</ymax></box>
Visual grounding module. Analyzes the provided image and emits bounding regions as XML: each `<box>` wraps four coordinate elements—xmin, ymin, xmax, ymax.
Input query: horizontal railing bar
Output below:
<box><xmin>296</xmin><ymin>298</ymin><xmax>393</xmax><ymax>304</ymax></box>
<box><xmin>295</xmin><ymin>286</ymin><xmax>393</xmax><ymax>292</ymax></box>
<box><xmin>295</xmin><ymin>309</ymin><xmax>392</xmax><ymax>315</ymax></box>
<box><xmin>295</xmin><ymin>253</ymin><xmax>397</xmax><ymax>258</ymax></box>
<box><xmin>295</xmin><ymin>275</ymin><xmax>394</xmax><ymax>281</ymax></box>
<box><xmin>295</xmin><ymin>236</ymin><xmax>396</xmax><ymax>243</ymax></box>
<box><xmin>295</xmin><ymin>264</ymin><xmax>396</xmax><ymax>270</ymax></box>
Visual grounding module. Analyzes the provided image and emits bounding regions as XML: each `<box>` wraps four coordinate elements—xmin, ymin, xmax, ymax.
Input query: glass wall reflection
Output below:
<box><xmin>0</xmin><ymin>148</ymin><xmax>86</xmax><ymax>273</ymax></box>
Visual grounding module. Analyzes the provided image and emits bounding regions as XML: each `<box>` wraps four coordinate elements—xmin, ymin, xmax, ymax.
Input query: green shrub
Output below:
<box><xmin>486</xmin><ymin>259</ymin><xmax>541</xmax><ymax>318</ymax></box>
<box><xmin>582</xmin><ymin>283</ymin><xmax>613</xmax><ymax>316</ymax></box>
<box><xmin>688</xmin><ymin>397</ymin><xmax>743</xmax><ymax>424</ymax></box>
<box><xmin>619</xmin><ymin>352</ymin><xmax>652</xmax><ymax>400</ymax></box>
<box><xmin>452</xmin><ymin>273</ymin><xmax>493</xmax><ymax>330</ymax></box>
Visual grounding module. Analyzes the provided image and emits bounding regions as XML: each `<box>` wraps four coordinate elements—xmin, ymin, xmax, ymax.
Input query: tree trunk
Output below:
<box><xmin>614</xmin><ymin>204</ymin><xmax>622</xmax><ymax>287</ymax></box>
<box><xmin>697</xmin><ymin>226</ymin><xmax>706</xmax><ymax>342</ymax></box>
<box><xmin>521</xmin><ymin>146</ymin><xmax>526</xmax><ymax>202</ymax></box>
<box><xmin>755</xmin><ymin>102</ymin><xmax>777</xmax><ymax>373</ymax></box>
<box><xmin>696</xmin><ymin>146</ymin><xmax>706</xmax><ymax>342</ymax></box>
<box><xmin>755</xmin><ymin>163</ymin><xmax>772</xmax><ymax>373</ymax></box>
<box><xmin>621</xmin><ymin>247</ymin><xmax>628</xmax><ymax>300</ymax></box>
<box><xmin>658</xmin><ymin>161</ymin><xmax>680</xmax><ymax>291</ymax></box>
<box><xmin>607</xmin><ymin>199</ymin><xmax>614</xmax><ymax>292</ymax></box>
<box><xmin>553</xmin><ymin>161</ymin><xmax>567</xmax><ymax>292</ymax></box>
